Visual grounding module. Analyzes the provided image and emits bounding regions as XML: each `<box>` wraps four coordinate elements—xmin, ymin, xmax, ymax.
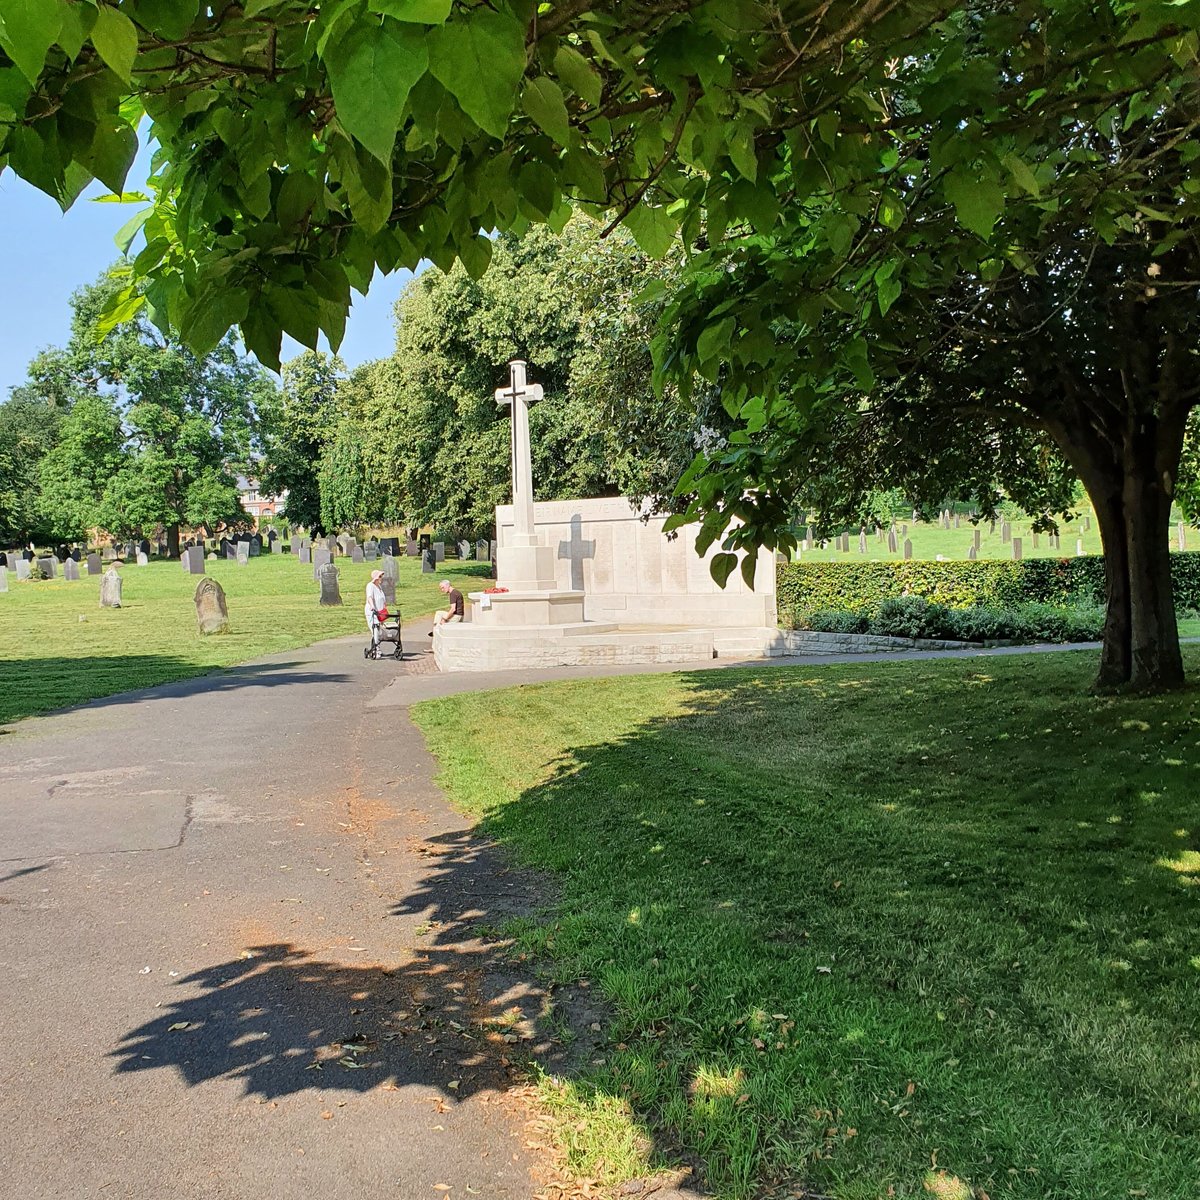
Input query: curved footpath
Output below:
<box><xmin>0</xmin><ymin>627</ymin><xmax>1125</xmax><ymax>1199</ymax></box>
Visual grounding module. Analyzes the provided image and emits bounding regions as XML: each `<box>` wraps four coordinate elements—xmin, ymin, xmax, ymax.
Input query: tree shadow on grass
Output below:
<box><xmin>0</xmin><ymin>656</ymin><xmax>350</xmax><ymax>725</ymax></box>
<box><xmin>436</xmin><ymin>656</ymin><xmax>1200</xmax><ymax>1196</ymax></box>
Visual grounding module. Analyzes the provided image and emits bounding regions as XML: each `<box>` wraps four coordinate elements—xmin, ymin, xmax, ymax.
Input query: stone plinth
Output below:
<box><xmin>468</xmin><ymin>589</ymin><xmax>585</xmax><ymax>627</ymax></box>
<box><xmin>495</xmin><ymin>541</ymin><xmax>557</xmax><ymax>592</ymax></box>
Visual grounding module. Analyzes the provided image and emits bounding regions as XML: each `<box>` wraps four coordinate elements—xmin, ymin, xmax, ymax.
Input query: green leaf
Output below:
<box><xmin>91</xmin><ymin>4</ymin><xmax>139</xmax><ymax>84</ymax></box>
<box><xmin>428</xmin><ymin>9</ymin><xmax>525</xmax><ymax>139</ymax></box>
<box><xmin>624</xmin><ymin>202</ymin><xmax>678</xmax><ymax>258</ymax></box>
<box><xmin>96</xmin><ymin>283</ymin><xmax>146</xmax><ymax>335</ymax></box>
<box><xmin>727</xmin><ymin>120</ymin><xmax>757</xmax><ymax>182</ymax></box>
<box><xmin>845</xmin><ymin>337</ymin><xmax>874</xmax><ymax>390</ymax></box>
<box><xmin>1003</xmin><ymin>153</ymin><xmax>1041</xmax><ymax>197</ymax></box>
<box><xmin>325</xmin><ymin>18</ymin><xmax>428</xmax><ymax>163</ymax></box>
<box><xmin>944</xmin><ymin>169</ymin><xmax>1005</xmax><ymax>239</ymax></box>
<box><xmin>710</xmin><ymin>551</ymin><xmax>738</xmax><ymax>587</ymax></box>
<box><xmin>458</xmin><ymin>231</ymin><xmax>493</xmax><ymax>279</ymax></box>
<box><xmin>696</xmin><ymin>316</ymin><xmax>735</xmax><ymax>364</ymax></box>
<box><xmin>523</xmin><ymin>76</ymin><xmax>570</xmax><ymax>145</ymax></box>
<box><xmin>553</xmin><ymin>44</ymin><xmax>601</xmax><ymax>108</ymax></box>
<box><xmin>0</xmin><ymin>0</ymin><xmax>64</xmax><ymax>84</ymax></box>
<box><xmin>369</xmin><ymin>0</ymin><xmax>452</xmax><ymax>24</ymax></box>
<box><xmin>113</xmin><ymin>204</ymin><xmax>150</xmax><ymax>254</ymax></box>
<box><xmin>876</xmin><ymin>272</ymin><xmax>902</xmax><ymax>317</ymax></box>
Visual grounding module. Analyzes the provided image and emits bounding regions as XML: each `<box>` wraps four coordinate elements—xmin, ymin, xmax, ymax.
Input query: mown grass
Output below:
<box><xmin>413</xmin><ymin>650</ymin><xmax>1200</xmax><ymax>1200</ymax></box>
<box><xmin>0</xmin><ymin>553</ymin><xmax>490</xmax><ymax>724</ymax></box>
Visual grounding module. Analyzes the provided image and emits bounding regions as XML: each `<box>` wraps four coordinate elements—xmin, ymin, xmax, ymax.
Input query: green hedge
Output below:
<box><xmin>777</xmin><ymin>551</ymin><xmax>1200</xmax><ymax>626</ymax></box>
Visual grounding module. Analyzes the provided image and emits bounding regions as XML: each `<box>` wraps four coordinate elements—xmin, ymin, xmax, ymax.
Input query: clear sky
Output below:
<box><xmin>0</xmin><ymin>142</ymin><xmax>413</xmax><ymax>397</ymax></box>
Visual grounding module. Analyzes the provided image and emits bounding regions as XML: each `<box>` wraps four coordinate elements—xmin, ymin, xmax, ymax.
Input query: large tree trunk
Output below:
<box><xmin>1062</xmin><ymin>410</ymin><xmax>1186</xmax><ymax>692</ymax></box>
<box><xmin>166</xmin><ymin>523</ymin><xmax>181</xmax><ymax>560</ymax></box>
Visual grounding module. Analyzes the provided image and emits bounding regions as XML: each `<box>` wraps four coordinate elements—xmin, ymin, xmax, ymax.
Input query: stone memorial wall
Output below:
<box><xmin>495</xmin><ymin>496</ymin><xmax>776</xmax><ymax>628</ymax></box>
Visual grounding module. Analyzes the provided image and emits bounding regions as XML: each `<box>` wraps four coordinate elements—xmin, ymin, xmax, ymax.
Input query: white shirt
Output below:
<box><xmin>365</xmin><ymin>581</ymin><xmax>386</xmax><ymax>623</ymax></box>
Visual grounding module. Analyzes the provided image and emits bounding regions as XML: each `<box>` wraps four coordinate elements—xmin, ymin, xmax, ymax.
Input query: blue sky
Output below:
<box><xmin>0</xmin><ymin>142</ymin><xmax>413</xmax><ymax>397</ymax></box>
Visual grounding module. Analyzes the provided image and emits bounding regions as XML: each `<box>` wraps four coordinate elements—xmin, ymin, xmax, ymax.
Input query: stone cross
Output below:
<box><xmin>495</xmin><ymin>359</ymin><xmax>544</xmax><ymax>543</ymax></box>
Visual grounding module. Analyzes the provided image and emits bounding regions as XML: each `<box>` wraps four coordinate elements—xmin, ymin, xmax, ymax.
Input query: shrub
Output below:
<box><xmin>869</xmin><ymin>596</ymin><xmax>959</xmax><ymax>640</ymax></box>
<box><xmin>800</xmin><ymin>609</ymin><xmax>870</xmax><ymax>634</ymax></box>
<box><xmin>778</xmin><ymin>550</ymin><xmax>1200</xmax><ymax>627</ymax></box>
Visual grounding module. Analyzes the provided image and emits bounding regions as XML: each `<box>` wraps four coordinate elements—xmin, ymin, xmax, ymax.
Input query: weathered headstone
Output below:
<box><xmin>249</xmin><ymin>534</ymin><xmax>262</xmax><ymax>557</ymax></box>
<box><xmin>183</xmin><ymin>546</ymin><xmax>205</xmax><ymax>575</ymax></box>
<box><xmin>38</xmin><ymin>556</ymin><xmax>56</xmax><ymax>578</ymax></box>
<box><xmin>887</xmin><ymin>529</ymin><xmax>898</xmax><ymax>553</ymax></box>
<box><xmin>406</xmin><ymin>538</ymin><xmax>419</xmax><ymax>557</ymax></box>
<box><xmin>318</xmin><ymin>561</ymin><xmax>342</xmax><ymax>605</ymax></box>
<box><xmin>382</xmin><ymin>553</ymin><xmax>399</xmax><ymax>580</ymax></box>
<box><xmin>236</xmin><ymin>542</ymin><xmax>250</xmax><ymax>565</ymax></box>
<box><xmin>194</xmin><ymin>577</ymin><xmax>229</xmax><ymax>634</ymax></box>
<box><xmin>381</xmin><ymin>536</ymin><xmax>401</xmax><ymax>556</ymax></box>
<box><xmin>858</xmin><ymin>530</ymin><xmax>867</xmax><ymax>554</ymax></box>
<box><xmin>313</xmin><ymin>547</ymin><xmax>332</xmax><ymax>580</ymax></box>
<box><xmin>381</xmin><ymin>573</ymin><xmax>397</xmax><ymax>606</ymax></box>
<box><xmin>63</xmin><ymin>558</ymin><xmax>80</xmax><ymax>581</ymax></box>
<box><xmin>351</xmin><ymin>546</ymin><xmax>364</xmax><ymax>563</ymax></box>
<box><xmin>337</xmin><ymin>533</ymin><xmax>352</xmax><ymax>554</ymax></box>
<box><xmin>973</xmin><ymin>528</ymin><xmax>981</xmax><ymax>551</ymax></box>
<box><xmin>476</xmin><ymin>539</ymin><xmax>488</xmax><ymax>561</ymax></box>
<box><xmin>224</xmin><ymin>540</ymin><xmax>237</xmax><ymax>560</ymax></box>
<box><xmin>16</xmin><ymin>558</ymin><xmax>31</xmax><ymax>581</ymax></box>
<box><xmin>87</xmin><ymin>553</ymin><xmax>102</xmax><ymax>576</ymax></box>
<box><xmin>1012</xmin><ymin>537</ymin><xmax>1023</xmax><ymax>561</ymax></box>
<box><xmin>0</xmin><ymin>565</ymin><xmax>7</xmax><ymax>593</ymax></box>
<box><xmin>1076</xmin><ymin>538</ymin><xmax>1085</xmax><ymax>557</ymax></box>
<box><xmin>99</xmin><ymin>566</ymin><xmax>122</xmax><ymax>608</ymax></box>
<box><xmin>953</xmin><ymin>513</ymin><xmax>961</xmax><ymax>529</ymax></box>
<box><xmin>1001</xmin><ymin>521</ymin><xmax>1011</xmax><ymax>543</ymax></box>
<box><xmin>298</xmin><ymin>545</ymin><xmax>312</xmax><ymax>564</ymax></box>
<box><xmin>325</xmin><ymin>535</ymin><xmax>338</xmax><ymax>553</ymax></box>
<box><xmin>967</xmin><ymin>544</ymin><xmax>977</xmax><ymax>561</ymax></box>
<box><xmin>433</xmin><ymin>541</ymin><xmax>445</xmax><ymax>563</ymax></box>
<box><xmin>267</xmin><ymin>529</ymin><xmax>278</xmax><ymax>544</ymax></box>
<box><xmin>22</xmin><ymin>548</ymin><xmax>34</xmax><ymax>561</ymax></box>
<box><xmin>136</xmin><ymin>551</ymin><xmax>149</xmax><ymax>566</ymax></box>
<box><xmin>138</xmin><ymin>538</ymin><xmax>151</xmax><ymax>558</ymax></box>
<box><xmin>1032</xmin><ymin>531</ymin><xmax>1040</xmax><ymax>549</ymax></box>
<box><xmin>419</xmin><ymin>533</ymin><xmax>432</xmax><ymax>552</ymax></box>
<box><xmin>422</xmin><ymin>548</ymin><xmax>436</xmax><ymax>574</ymax></box>
<box><xmin>364</xmin><ymin>543</ymin><xmax>378</xmax><ymax>561</ymax></box>
<box><xmin>70</xmin><ymin>547</ymin><xmax>82</xmax><ymax>562</ymax></box>
<box><xmin>903</xmin><ymin>538</ymin><xmax>913</xmax><ymax>560</ymax></box>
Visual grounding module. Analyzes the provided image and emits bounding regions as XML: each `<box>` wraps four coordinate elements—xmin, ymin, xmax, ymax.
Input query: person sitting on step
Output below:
<box><xmin>430</xmin><ymin>579</ymin><xmax>464</xmax><ymax>635</ymax></box>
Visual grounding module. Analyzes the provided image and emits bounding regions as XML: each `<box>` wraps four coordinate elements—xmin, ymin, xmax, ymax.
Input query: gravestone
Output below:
<box><xmin>224</xmin><ymin>540</ymin><xmax>237</xmax><ymax>560</ymax></box>
<box><xmin>489</xmin><ymin>539</ymin><xmax>497</xmax><ymax>561</ymax></box>
<box><xmin>1178</xmin><ymin>522</ymin><xmax>1187</xmax><ymax>551</ymax></box>
<box><xmin>337</xmin><ymin>534</ymin><xmax>352</xmax><ymax>554</ymax></box>
<box><xmin>318</xmin><ymin>561</ymin><xmax>342</xmax><ymax>606</ymax></box>
<box><xmin>381</xmin><ymin>553</ymin><xmax>399</xmax><ymax>580</ymax></box>
<box><xmin>1076</xmin><ymin>538</ymin><xmax>1085</xmax><ymax>556</ymax></box>
<box><xmin>70</xmin><ymin>547</ymin><xmax>82</xmax><ymax>562</ymax></box>
<box><xmin>313</xmin><ymin>547</ymin><xmax>332</xmax><ymax>580</ymax></box>
<box><xmin>236</xmin><ymin>542</ymin><xmax>250</xmax><ymax>565</ymax></box>
<box><xmin>377</xmin><ymin>536</ymin><xmax>396</xmax><ymax>556</ymax></box>
<box><xmin>953</xmin><ymin>514</ymin><xmax>960</xmax><ymax>529</ymax></box>
<box><xmin>1001</xmin><ymin>521</ymin><xmax>1011</xmax><ymax>543</ymax></box>
<box><xmin>433</xmin><ymin>541</ymin><xmax>445</xmax><ymax>563</ymax></box>
<box><xmin>458</xmin><ymin>540</ymin><xmax>472</xmax><ymax>559</ymax></box>
<box><xmin>381</xmin><ymin>573</ymin><xmax>397</xmax><ymax>607</ymax></box>
<box><xmin>194</xmin><ymin>577</ymin><xmax>229</xmax><ymax>634</ymax></box>
<box><xmin>406</xmin><ymin>538</ymin><xmax>419</xmax><ymax>557</ymax></box>
<box><xmin>63</xmin><ymin>558</ymin><xmax>80</xmax><ymax>581</ymax></box>
<box><xmin>988</xmin><ymin>519</ymin><xmax>996</xmax><ymax>535</ymax></box>
<box><xmin>351</xmin><ymin>546</ymin><xmax>364</xmax><ymax>563</ymax></box>
<box><xmin>973</xmin><ymin>528</ymin><xmax>981</xmax><ymax>551</ymax></box>
<box><xmin>299</xmin><ymin>545</ymin><xmax>312</xmax><ymax>564</ymax></box>
<box><xmin>419</xmin><ymin>533</ymin><xmax>431</xmax><ymax>552</ymax></box>
<box><xmin>325</xmin><ymin>535</ymin><xmax>338</xmax><ymax>553</ymax></box>
<box><xmin>901</xmin><ymin>524</ymin><xmax>908</xmax><ymax>537</ymax></box>
<box><xmin>967</xmin><ymin>544</ymin><xmax>977</xmax><ymax>561</ymax></box>
<box><xmin>0</xmin><ymin>552</ymin><xmax>6</xmax><ymax>568</ymax></box>
<box><xmin>1032</xmin><ymin>531</ymin><xmax>1039</xmax><ymax>549</ymax></box>
<box><xmin>476</xmin><ymin>540</ymin><xmax>489</xmax><ymax>561</ymax></box>
<box><xmin>858</xmin><ymin>530</ymin><xmax>867</xmax><ymax>554</ymax></box>
<box><xmin>23</xmin><ymin>548</ymin><xmax>34</xmax><ymax>560</ymax></box>
<box><xmin>267</xmin><ymin>529</ymin><xmax>278</xmax><ymax>544</ymax></box>
<box><xmin>422</xmin><ymin>548</ymin><xmax>436</xmax><ymax>573</ymax></box>
<box><xmin>87</xmin><ymin>552</ymin><xmax>101</xmax><ymax>575</ymax></box>
<box><xmin>138</xmin><ymin>538</ymin><xmax>151</xmax><ymax>558</ymax></box>
<box><xmin>183</xmin><ymin>546</ymin><xmax>206</xmax><ymax>575</ymax></box>
<box><xmin>1012</xmin><ymin>538</ymin><xmax>1023</xmax><ymax>561</ymax></box>
<box><xmin>249</xmin><ymin>534</ymin><xmax>262</xmax><ymax>557</ymax></box>
<box><xmin>903</xmin><ymin>538</ymin><xmax>913</xmax><ymax>561</ymax></box>
<box><xmin>38</xmin><ymin>556</ymin><xmax>56</xmax><ymax>578</ymax></box>
<box><xmin>0</xmin><ymin>565</ymin><xmax>7</xmax><ymax>593</ymax></box>
<box><xmin>16</xmin><ymin>559</ymin><xmax>31</xmax><ymax>581</ymax></box>
<box><xmin>887</xmin><ymin>530</ymin><xmax>898</xmax><ymax>553</ymax></box>
<box><xmin>99</xmin><ymin>566</ymin><xmax>122</xmax><ymax>608</ymax></box>
<box><xmin>299</xmin><ymin>538</ymin><xmax>310</xmax><ymax>551</ymax></box>
<box><xmin>136</xmin><ymin>551</ymin><xmax>149</xmax><ymax>566</ymax></box>
<box><xmin>364</xmin><ymin>541</ymin><xmax>378</xmax><ymax>561</ymax></box>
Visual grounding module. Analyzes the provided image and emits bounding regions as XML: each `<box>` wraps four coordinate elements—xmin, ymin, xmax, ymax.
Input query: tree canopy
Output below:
<box><xmin>5</xmin><ymin>1</ymin><xmax>1200</xmax><ymax>686</ymax></box>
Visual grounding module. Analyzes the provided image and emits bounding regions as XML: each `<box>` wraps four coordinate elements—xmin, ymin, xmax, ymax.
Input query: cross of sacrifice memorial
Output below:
<box><xmin>432</xmin><ymin>360</ymin><xmax>780</xmax><ymax>671</ymax></box>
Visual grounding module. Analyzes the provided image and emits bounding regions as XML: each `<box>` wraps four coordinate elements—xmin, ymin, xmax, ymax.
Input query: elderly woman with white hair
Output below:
<box><xmin>364</xmin><ymin>568</ymin><xmax>387</xmax><ymax>633</ymax></box>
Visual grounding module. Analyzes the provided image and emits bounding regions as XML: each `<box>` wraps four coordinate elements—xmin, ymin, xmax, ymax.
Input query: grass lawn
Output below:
<box><xmin>0</xmin><ymin>552</ymin><xmax>491</xmax><ymax>725</ymax></box>
<box><xmin>414</xmin><ymin>650</ymin><xmax>1200</xmax><ymax>1200</ymax></box>
<box><xmin>794</xmin><ymin>513</ymin><xmax>1199</xmax><ymax>563</ymax></box>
